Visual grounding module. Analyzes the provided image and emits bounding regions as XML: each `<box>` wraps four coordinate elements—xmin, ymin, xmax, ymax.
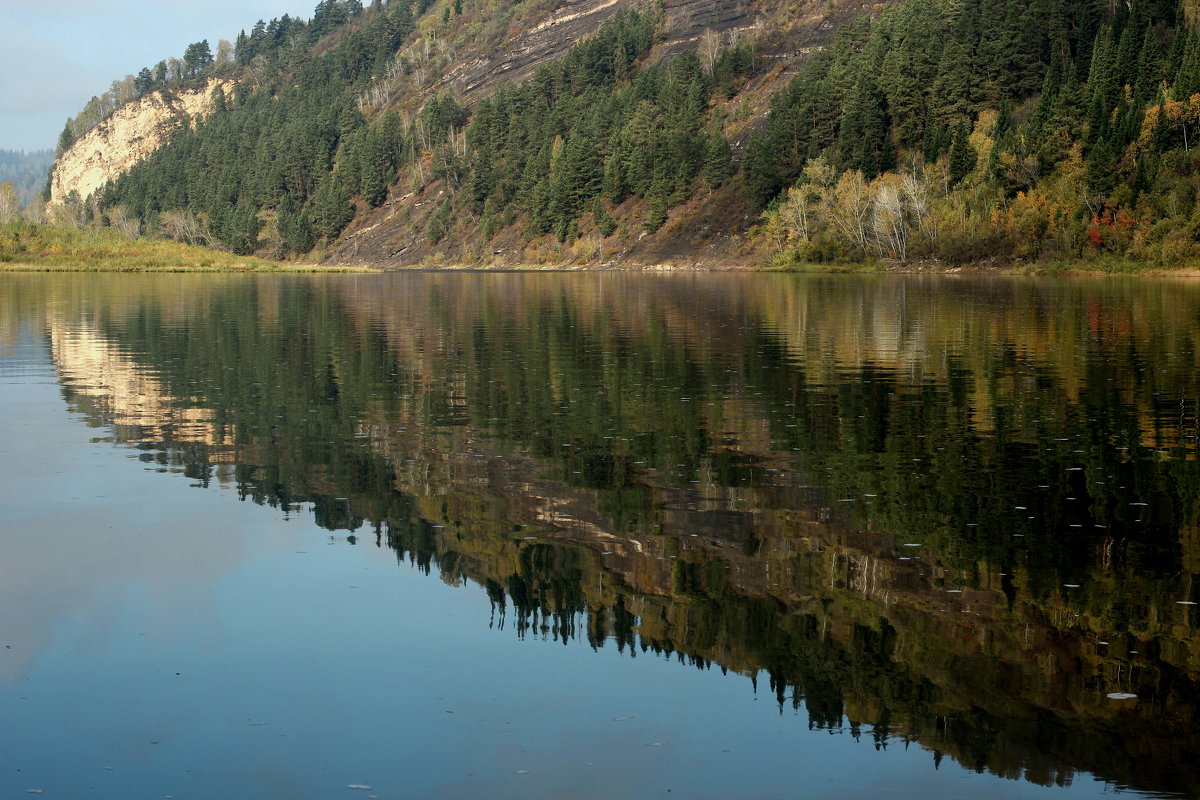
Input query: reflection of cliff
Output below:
<box><xmin>32</xmin><ymin>272</ymin><xmax>1200</xmax><ymax>797</ymax></box>
<box><xmin>49</xmin><ymin>320</ymin><xmax>232</xmax><ymax>451</ymax></box>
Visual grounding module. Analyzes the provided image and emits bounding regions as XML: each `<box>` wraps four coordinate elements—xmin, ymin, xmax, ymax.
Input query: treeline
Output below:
<box><xmin>100</xmin><ymin>4</ymin><xmax>749</xmax><ymax>255</ymax></box>
<box><xmin>84</xmin><ymin>0</ymin><xmax>1200</xmax><ymax>266</ymax></box>
<box><xmin>57</xmin><ymin>39</ymin><xmax>228</xmax><ymax>157</ymax></box>
<box><xmin>749</xmin><ymin>0</ymin><xmax>1200</xmax><ymax>267</ymax></box>
<box><xmin>55</xmin><ymin>0</ymin><xmax>407</xmax><ymax>156</ymax></box>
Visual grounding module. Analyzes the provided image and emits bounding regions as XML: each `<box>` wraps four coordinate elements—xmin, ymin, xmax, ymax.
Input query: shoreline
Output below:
<box><xmin>6</xmin><ymin>244</ymin><xmax>1200</xmax><ymax>278</ymax></box>
<box><xmin>0</xmin><ymin>262</ymin><xmax>376</xmax><ymax>273</ymax></box>
<box><xmin>7</xmin><ymin>260</ymin><xmax>1200</xmax><ymax>276</ymax></box>
<box><xmin>8</xmin><ymin>222</ymin><xmax>1200</xmax><ymax>276</ymax></box>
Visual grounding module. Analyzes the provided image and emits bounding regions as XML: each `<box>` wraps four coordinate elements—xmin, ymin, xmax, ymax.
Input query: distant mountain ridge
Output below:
<box><xmin>0</xmin><ymin>149</ymin><xmax>54</xmax><ymax>207</ymax></box>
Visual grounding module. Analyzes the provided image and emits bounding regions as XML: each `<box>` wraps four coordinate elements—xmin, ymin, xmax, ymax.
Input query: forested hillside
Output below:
<box><xmin>81</xmin><ymin>0</ymin><xmax>759</xmax><ymax>263</ymax></box>
<box><xmin>749</xmin><ymin>0</ymin><xmax>1200</xmax><ymax>267</ymax></box>
<box><xmin>48</xmin><ymin>0</ymin><xmax>1200</xmax><ymax>268</ymax></box>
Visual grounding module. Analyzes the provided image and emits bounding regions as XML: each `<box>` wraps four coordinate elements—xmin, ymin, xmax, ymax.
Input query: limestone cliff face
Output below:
<box><xmin>49</xmin><ymin>79</ymin><xmax>230</xmax><ymax>205</ymax></box>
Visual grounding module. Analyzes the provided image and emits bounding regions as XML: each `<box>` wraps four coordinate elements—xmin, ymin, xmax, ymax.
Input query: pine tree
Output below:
<box><xmin>643</xmin><ymin>179</ymin><xmax>669</xmax><ymax>233</ymax></box>
<box><xmin>702</xmin><ymin>130</ymin><xmax>732</xmax><ymax>188</ymax></box>
<box><xmin>1002</xmin><ymin>5</ymin><xmax>1046</xmax><ymax>99</ymax></box>
<box><xmin>277</xmin><ymin>193</ymin><xmax>314</xmax><ymax>255</ymax></box>
<box><xmin>183</xmin><ymin>40</ymin><xmax>214</xmax><ymax>78</ymax></box>
<box><xmin>1133</xmin><ymin>26</ymin><xmax>1163</xmax><ymax>105</ymax></box>
<box><xmin>56</xmin><ymin>123</ymin><xmax>75</xmax><ymax>157</ymax></box>
<box><xmin>593</xmin><ymin>197</ymin><xmax>617</xmax><ymax>237</ymax></box>
<box><xmin>742</xmin><ymin>129</ymin><xmax>782</xmax><ymax>204</ymax></box>
<box><xmin>309</xmin><ymin>174</ymin><xmax>354</xmax><ymax>241</ymax></box>
<box><xmin>1086</xmin><ymin>26</ymin><xmax>1119</xmax><ymax>144</ymax></box>
<box><xmin>134</xmin><ymin>68</ymin><xmax>154</xmax><ymax>96</ymax></box>
<box><xmin>1115</xmin><ymin>2</ymin><xmax>1148</xmax><ymax>88</ymax></box>
<box><xmin>548</xmin><ymin>134</ymin><xmax>601</xmax><ymax>240</ymax></box>
<box><xmin>931</xmin><ymin>37</ymin><xmax>974</xmax><ymax>122</ymax></box>
<box><xmin>359</xmin><ymin>126</ymin><xmax>393</xmax><ymax>208</ymax></box>
<box><xmin>1176</xmin><ymin>28</ymin><xmax>1200</xmax><ymax>100</ymax></box>
<box><xmin>838</xmin><ymin>72</ymin><xmax>887</xmax><ymax>175</ymax></box>
<box><xmin>948</xmin><ymin>123</ymin><xmax>977</xmax><ymax>185</ymax></box>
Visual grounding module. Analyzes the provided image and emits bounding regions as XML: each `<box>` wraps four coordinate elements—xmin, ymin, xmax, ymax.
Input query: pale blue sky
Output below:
<box><xmin>0</xmin><ymin>0</ymin><xmax>307</xmax><ymax>152</ymax></box>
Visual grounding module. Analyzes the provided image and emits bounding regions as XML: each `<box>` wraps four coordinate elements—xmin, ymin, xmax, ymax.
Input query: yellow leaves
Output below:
<box><xmin>1185</xmin><ymin>0</ymin><xmax>1200</xmax><ymax>26</ymax></box>
<box><xmin>969</xmin><ymin>109</ymin><xmax>998</xmax><ymax>174</ymax></box>
<box><xmin>0</xmin><ymin>182</ymin><xmax>18</xmax><ymax>225</ymax></box>
<box><xmin>550</xmin><ymin>134</ymin><xmax>565</xmax><ymax>169</ymax></box>
<box><xmin>801</xmin><ymin>156</ymin><xmax>837</xmax><ymax>190</ymax></box>
<box><xmin>990</xmin><ymin>186</ymin><xmax>1073</xmax><ymax>259</ymax></box>
<box><xmin>1135</xmin><ymin>94</ymin><xmax>1200</xmax><ymax>155</ymax></box>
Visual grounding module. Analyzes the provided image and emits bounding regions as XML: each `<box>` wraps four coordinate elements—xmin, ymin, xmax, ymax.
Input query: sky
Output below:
<box><xmin>0</xmin><ymin>0</ymin><xmax>308</xmax><ymax>153</ymax></box>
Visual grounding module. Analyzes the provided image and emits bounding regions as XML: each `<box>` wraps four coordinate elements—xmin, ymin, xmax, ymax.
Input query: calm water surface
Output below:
<box><xmin>2</xmin><ymin>272</ymin><xmax>1199</xmax><ymax>799</ymax></box>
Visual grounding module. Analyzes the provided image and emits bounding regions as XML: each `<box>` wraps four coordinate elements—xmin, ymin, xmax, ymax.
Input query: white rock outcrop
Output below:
<box><xmin>49</xmin><ymin>79</ymin><xmax>231</xmax><ymax>205</ymax></box>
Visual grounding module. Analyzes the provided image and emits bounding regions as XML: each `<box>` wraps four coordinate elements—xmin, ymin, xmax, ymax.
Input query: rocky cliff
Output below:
<box><xmin>49</xmin><ymin>79</ymin><xmax>229</xmax><ymax>205</ymax></box>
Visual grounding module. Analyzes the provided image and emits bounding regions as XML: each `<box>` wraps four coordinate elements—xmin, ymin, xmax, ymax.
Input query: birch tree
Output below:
<box><xmin>872</xmin><ymin>180</ymin><xmax>908</xmax><ymax>259</ymax></box>
<box><xmin>829</xmin><ymin>170</ymin><xmax>872</xmax><ymax>253</ymax></box>
<box><xmin>0</xmin><ymin>182</ymin><xmax>19</xmax><ymax>224</ymax></box>
<box><xmin>700</xmin><ymin>29</ymin><xmax>722</xmax><ymax>77</ymax></box>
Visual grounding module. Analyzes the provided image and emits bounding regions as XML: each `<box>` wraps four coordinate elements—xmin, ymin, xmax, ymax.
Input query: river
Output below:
<box><xmin>1</xmin><ymin>272</ymin><xmax>1198</xmax><ymax>799</ymax></box>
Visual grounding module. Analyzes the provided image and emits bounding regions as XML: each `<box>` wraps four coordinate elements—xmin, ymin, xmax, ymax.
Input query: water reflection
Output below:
<box><xmin>4</xmin><ymin>272</ymin><xmax>1200</xmax><ymax>797</ymax></box>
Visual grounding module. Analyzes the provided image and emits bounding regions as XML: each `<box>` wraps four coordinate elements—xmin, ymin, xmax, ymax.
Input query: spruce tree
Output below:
<box><xmin>838</xmin><ymin>72</ymin><xmax>887</xmax><ymax>176</ymax></box>
<box><xmin>1086</xmin><ymin>26</ymin><xmax>1119</xmax><ymax>144</ymax></box>
<box><xmin>1133</xmin><ymin>26</ymin><xmax>1163</xmax><ymax>105</ymax></box>
<box><xmin>359</xmin><ymin>127</ymin><xmax>393</xmax><ymax>209</ymax></box>
<box><xmin>643</xmin><ymin>179</ymin><xmax>669</xmax><ymax>233</ymax></box>
<box><xmin>1176</xmin><ymin>28</ymin><xmax>1200</xmax><ymax>100</ymax></box>
<box><xmin>948</xmin><ymin>123</ymin><xmax>977</xmax><ymax>185</ymax></box>
<box><xmin>932</xmin><ymin>37</ymin><xmax>974</xmax><ymax>122</ymax></box>
<box><xmin>309</xmin><ymin>174</ymin><xmax>354</xmax><ymax>241</ymax></box>
<box><xmin>702</xmin><ymin>130</ymin><xmax>732</xmax><ymax>188</ymax></box>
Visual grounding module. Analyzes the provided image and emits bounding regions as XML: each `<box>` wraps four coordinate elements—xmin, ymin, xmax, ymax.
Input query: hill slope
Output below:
<box><xmin>49</xmin><ymin>0</ymin><xmax>1200</xmax><ymax>270</ymax></box>
<box><xmin>47</xmin><ymin>0</ymin><xmax>884</xmax><ymax>266</ymax></box>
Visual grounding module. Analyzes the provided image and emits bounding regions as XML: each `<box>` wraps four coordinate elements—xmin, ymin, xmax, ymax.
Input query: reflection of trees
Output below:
<box><xmin>14</xmin><ymin>271</ymin><xmax>1200</xmax><ymax>796</ymax></box>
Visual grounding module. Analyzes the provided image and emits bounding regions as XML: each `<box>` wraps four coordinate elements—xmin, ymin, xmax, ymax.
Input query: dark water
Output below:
<box><xmin>2</xmin><ymin>272</ymin><xmax>1199</xmax><ymax>799</ymax></box>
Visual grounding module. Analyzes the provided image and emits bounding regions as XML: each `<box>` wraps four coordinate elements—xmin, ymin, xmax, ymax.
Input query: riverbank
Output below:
<box><xmin>7</xmin><ymin>222</ymin><xmax>1200</xmax><ymax>275</ymax></box>
<box><xmin>0</xmin><ymin>222</ymin><xmax>372</xmax><ymax>273</ymax></box>
<box><xmin>767</xmin><ymin>253</ymin><xmax>1200</xmax><ymax>277</ymax></box>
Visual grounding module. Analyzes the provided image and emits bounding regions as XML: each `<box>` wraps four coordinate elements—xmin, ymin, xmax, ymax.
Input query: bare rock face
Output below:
<box><xmin>449</xmin><ymin>0</ymin><xmax>627</xmax><ymax>101</ymax></box>
<box><xmin>658</xmin><ymin>0</ymin><xmax>758</xmax><ymax>56</ymax></box>
<box><xmin>449</xmin><ymin>0</ymin><xmax>758</xmax><ymax>102</ymax></box>
<box><xmin>49</xmin><ymin>79</ymin><xmax>230</xmax><ymax>205</ymax></box>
